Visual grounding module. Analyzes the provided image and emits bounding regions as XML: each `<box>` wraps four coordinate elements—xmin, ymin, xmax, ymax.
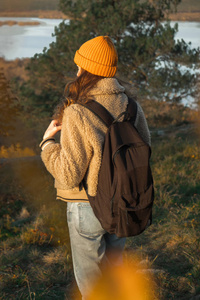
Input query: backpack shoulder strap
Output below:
<box><xmin>126</xmin><ymin>96</ymin><xmax>138</xmax><ymax>124</ymax></box>
<box><xmin>78</xmin><ymin>100</ymin><xmax>114</xmax><ymax>128</ymax></box>
<box><xmin>78</xmin><ymin>97</ymin><xmax>138</xmax><ymax>127</ymax></box>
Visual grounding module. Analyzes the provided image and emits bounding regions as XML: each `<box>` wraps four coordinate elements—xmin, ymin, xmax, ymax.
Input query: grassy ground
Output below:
<box><xmin>126</xmin><ymin>121</ymin><xmax>200</xmax><ymax>299</ymax></box>
<box><xmin>0</xmin><ymin>156</ymin><xmax>76</xmax><ymax>299</ymax></box>
<box><xmin>0</xmin><ymin>101</ymin><xmax>199</xmax><ymax>299</ymax></box>
<box><xmin>0</xmin><ymin>10</ymin><xmax>67</xmax><ymax>19</ymax></box>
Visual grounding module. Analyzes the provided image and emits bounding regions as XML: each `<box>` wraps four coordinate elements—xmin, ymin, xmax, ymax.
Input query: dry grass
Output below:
<box><xmin>0</xmin><ymin>143</ymin><xmax>36</xmax><ymax>158</ymax></box>
<box><xmin>0</xmin><ymin>114</ymin><xmax>199</xmax><ymax>299</ymax></box>
<box><xmin>168</xmin><ymin>12</ymin><xmax>200</xmax><ymax>21</ymax></box>
<box><xmin>0</xmin><ymin>58</ymin><xmax>30</xmax><ymax>82</ymax></box>
<box><xmin>0</xmin><ymin>20</ymin><xmax>40</xmax><ymax>26</ymax></box>
<box><xmin>140</xmin><ymin>98</ymin><xmax>199</xmax><ymax>129</ymax></box>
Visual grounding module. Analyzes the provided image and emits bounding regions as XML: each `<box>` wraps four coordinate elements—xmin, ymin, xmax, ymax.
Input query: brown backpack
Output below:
<box><xmin>81</xmin><ymin>97</ymin><xmax>154</xmax><ymax>237</ymax></box>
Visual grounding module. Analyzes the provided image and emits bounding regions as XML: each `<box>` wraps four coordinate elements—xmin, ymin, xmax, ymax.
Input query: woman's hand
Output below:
<box><xmin>43</xmin><ymin>120</ymin><xmax>62</xmax><ymax>140</ymax></box>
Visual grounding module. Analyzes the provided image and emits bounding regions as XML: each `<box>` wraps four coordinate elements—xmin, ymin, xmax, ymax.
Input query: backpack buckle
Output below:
<box><xmin>123</xmin><ymin>112</ymin><xmax>131</xmax><ymax>122</ymax></box>
<box><xmin>113</xmin><ymin>111</ymin><xmax>131</xmax><ymax>124</ymax></box>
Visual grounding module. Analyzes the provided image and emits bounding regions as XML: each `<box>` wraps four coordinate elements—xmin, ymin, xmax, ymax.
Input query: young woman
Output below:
<box><xmin>40</xmin><ymin>36</ymin><xmax>151</xmax><ymax>299</ymax></box>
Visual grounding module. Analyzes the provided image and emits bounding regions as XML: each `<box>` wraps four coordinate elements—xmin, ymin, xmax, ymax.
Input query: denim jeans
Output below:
<box><xmin>67</xmin><ymin>202</ymin><xmax>126</xmax><ymax>300</ymax></box>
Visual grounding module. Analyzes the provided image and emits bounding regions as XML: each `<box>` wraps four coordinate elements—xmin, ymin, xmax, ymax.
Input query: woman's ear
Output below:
<box><xmin>77</xmin><ymin>66</ymin><xmax>82</xmax><ymax>77</ymax></box>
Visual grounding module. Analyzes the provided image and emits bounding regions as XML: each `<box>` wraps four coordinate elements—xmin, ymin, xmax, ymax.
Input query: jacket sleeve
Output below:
<box><xmin>41</xmin><ymin>105</ymin><xmax>93</xmax><ymax>189</ymax></box>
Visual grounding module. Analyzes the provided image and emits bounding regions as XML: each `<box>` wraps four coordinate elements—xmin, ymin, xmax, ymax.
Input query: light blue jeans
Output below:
<box><xmin>67</xmin><ymin>202</ymin><xmax>126</xmax><ymax>300</ymax></box>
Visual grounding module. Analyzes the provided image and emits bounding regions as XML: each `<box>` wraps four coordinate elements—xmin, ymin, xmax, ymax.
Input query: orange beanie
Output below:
<box><xmin>74</xmin><ymin>36</ymin><xmax>118</xmax><ymax>77</ymax></box>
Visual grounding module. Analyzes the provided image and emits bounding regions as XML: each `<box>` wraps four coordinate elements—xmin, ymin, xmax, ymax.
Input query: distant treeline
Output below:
<box><xmin>0</xmin><ymin>0</ymin><xmax>199</xmax><ymax>13</ymax></box>
<box><xmin>0</xmin><ymin>0</ymin><xmax>59</xmax><ymax>12</ymax></box>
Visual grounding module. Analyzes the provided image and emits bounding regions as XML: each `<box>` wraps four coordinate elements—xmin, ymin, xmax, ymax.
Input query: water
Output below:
<box><xmin>171</xmin><ymin>21</ymin><xmax>200</xmax><ymax>49</ymax></box>
<box><xmin>0</xmin><ymin>17</ymin><xmax>199</xmax><ymax>60</ymax></box>
<box><xmin>0</xmin><ymin>17</ymin><xmax>199</xmax><ymax>106</ymax></box>
<box><xmin>0</xmin><ymin>17</ymin><xmax>64</xmax><ymax>60</ymax></box>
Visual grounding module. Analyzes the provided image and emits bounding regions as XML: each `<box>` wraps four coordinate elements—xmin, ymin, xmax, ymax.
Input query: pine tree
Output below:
<box><xmin>20</xmin><ymin>0</ymin><xmax>199</xmax><ymax>116</ymax></box>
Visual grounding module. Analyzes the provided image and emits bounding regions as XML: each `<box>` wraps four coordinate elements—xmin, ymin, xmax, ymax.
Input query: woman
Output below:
<box><xmin>40</xmin><ymin>36</ymin><xmax>151</xmax><ymax>299</ymax></box>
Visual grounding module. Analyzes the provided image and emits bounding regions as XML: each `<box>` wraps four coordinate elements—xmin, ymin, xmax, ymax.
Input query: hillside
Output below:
<box><xmin>0</xmin><ymin>0</ymin><xmax>200</xmax><ymax>19</ymax></box>
<box><xmin>0</xmin><ymin>0</ymin><xmax>199</xmax><ymax>13</ymax></box>
<box><xmin>177</xmin><ymin>0</ymin><xmax>200</xmax><ymax>12</ymax></box>
<box><xmin>0</xmin><ymin>0</ymin><xmax>59</xmax><ymax>12</ymax></box>
<box><xmin>169</xmin><ymin>0</ymin><xmax>200</xmax><ymax>21</ymax></box>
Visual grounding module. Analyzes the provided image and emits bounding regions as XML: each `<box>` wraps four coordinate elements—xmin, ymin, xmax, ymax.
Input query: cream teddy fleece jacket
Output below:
<box><xmin>41</xmin><ymin>78</ymin><xmax>151</xmax><ymax>202</ymax></box>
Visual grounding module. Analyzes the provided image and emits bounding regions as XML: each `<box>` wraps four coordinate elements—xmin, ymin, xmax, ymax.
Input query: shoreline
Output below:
<box><xmin>0</xmin><ymin>20</ymin><xmax>40</xmax><ymax>26</ymax></box>
<box><xmin>0</xmin><ymin>10</ymin><xmax>199</xmax><ymax>22</ymax></box>
<box><xmin>168</xmin><ymin>12</ymin><xmax>200</xmax><ymax>22</ymax></box>
<box><xmin>0</xmin><ymin>10</ymin><xmax>68</xmax><ymax>20</ymax></box>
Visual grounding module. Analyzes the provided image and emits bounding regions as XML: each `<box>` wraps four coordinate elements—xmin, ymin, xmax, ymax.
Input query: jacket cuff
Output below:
<box><xmin>39</xmin><ymin>137</ymin><xmax>55</xmax><ymax>150</ymax></box>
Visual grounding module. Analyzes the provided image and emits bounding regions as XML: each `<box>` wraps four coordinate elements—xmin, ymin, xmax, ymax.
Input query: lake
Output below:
<box><xmin>0</xmin><ymin>17</ymin><xmax>199</xmax><ymax>60</ymax></box>
<box><xmin>0</xmin><ymin>17</ymin><xmax>66</xmax><ymax>60</ymax></box>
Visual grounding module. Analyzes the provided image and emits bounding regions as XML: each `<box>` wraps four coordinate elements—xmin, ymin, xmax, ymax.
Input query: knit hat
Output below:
<box><xmin>74</xmin><ymin>36</ymin><xmax>118</xmax><ymax>77</ymax></box>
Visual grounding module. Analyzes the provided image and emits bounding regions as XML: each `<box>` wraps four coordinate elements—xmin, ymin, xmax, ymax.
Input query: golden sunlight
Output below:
<box><xmin>87</xmin><ymin>257</ymin><xmax>157</xmax><ymax>300</ymax></box>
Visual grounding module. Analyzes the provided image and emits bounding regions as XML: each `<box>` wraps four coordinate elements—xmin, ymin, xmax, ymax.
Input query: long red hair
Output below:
<box><xmin>53</xmin><ymin>69</ymin><xmax>104</xmax><ymax>122</ymax></box>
